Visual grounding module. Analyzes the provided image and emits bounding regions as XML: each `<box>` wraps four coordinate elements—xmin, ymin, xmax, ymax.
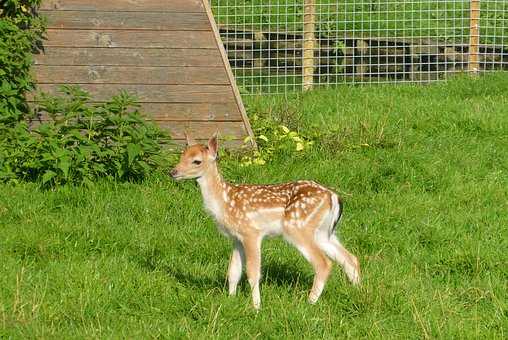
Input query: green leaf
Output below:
<box><xmin>258</xmin><ymin>134</ymin><xmax>269</xmax><ymax>142</ymax></box>
<box><xmin>58</xmin><ymin>157</ymin><xmax>71</xmax><ymax>179</ymax></box>
<box><xmin>126</xmin><ymin>143</ymin><xmax>141</xmax><ymax>165</ymax></box>
<box><xmin>42</xmin><ymin>170</ymin><xmax>56</xmax><ymax>184</ymax></box>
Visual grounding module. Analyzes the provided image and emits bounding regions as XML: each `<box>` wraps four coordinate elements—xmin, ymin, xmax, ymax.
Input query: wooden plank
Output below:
<box><xmin>42</xmin><ymin>10</ymin><xmax>210</xmax><ymax>31</ymax></box>
<box><xmin>40</xmin><ymin>0</ymin><xmax>204</xmax><ymax>12</ymax></box>
<box><xmin>33</xmin><ymin>65</ymin><xmax>230</xmax><ymax>85</ymax></box>
<box><xmin>302</xmin><ymin>0</ymin><xmax>316</xmax><ymax>91</ymax></box>
<box><xmin>140</xmin><ymin>103</ymin><xmax>242</xmax><ymax>121</ymax></box>
<box><xmin>32</xmin><ymin>102</ymin><xmax>242</xmax><ymax>121</ymax></box>
<box><xmin>31</xmin><ymin>84</ymin><xmax>236</xmax><ymax>103</ymax></box>
<box><xmin>468</xmin><ymin>0</ymin><xmax>480</xmax><ymax>73</ymax></box>
<box><xmin>30</xmin><ymin>118</ymin><xmax>245</xmax><ymax>140</ymax></box>
<box><xmin>171</xmin><ymin>139</ymin><xmax>244</xmax><ymax>149</ymax></box>
<box><xmin>156</xmin><ymin>121</ymin><xmax>246</xmax><ymax>140</ymax></box>
<box><xmin>33</xmin><ymin>48</ymin><xmax>223</xmax><ymax>67</ymax></box>
<box><xmin>44</xmin><ymin>29</ymin><xmax>216</xmax><ymax>48</ymax></box>
<box><xmin>202</xmin><ymin>0</ymin><xmax>256</xmax><ymax>147</ymax></box>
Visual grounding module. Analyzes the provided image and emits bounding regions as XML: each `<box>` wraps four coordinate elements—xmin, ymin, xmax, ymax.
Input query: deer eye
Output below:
<box><xmin>192</xmin><ymin>160</ymin><xmax>202</xmax><ymax>165</ymax></box>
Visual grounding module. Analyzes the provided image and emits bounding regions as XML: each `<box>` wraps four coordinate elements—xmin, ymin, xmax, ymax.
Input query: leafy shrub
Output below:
<box><xmin>0</xmin><ymin>0</ymin><xmax>45</xmax><ymax>124</ymax></box>
<box><xmin>0</xmin><ymin>3</ymin><xmax>172</xmax><ymax>186</ymax></box>
<box><xmin>240</xmin><ymin>94</ymin><xmax>397</xmax><ymax>166</ymax></box>
<box><xmin>241</xmin><ymin>112</ymin><xmax>314</xmax><ymax>166</ymax></box>
<box><xmin>0</xmin><ymin>86</ymin><xmax>170</xmax><ymax>186</ymax></box>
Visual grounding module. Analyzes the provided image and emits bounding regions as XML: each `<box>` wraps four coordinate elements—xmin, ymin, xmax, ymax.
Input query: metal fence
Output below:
<box><xmin>210</xmin><ymin>0</ymin><xmax>508</xmax><ymax>94</ymax></box>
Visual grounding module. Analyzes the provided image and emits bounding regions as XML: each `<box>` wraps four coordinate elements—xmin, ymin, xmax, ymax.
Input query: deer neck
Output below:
<box><xmin>196</xmin><ymin>162</ymin><xmax>228</xmax><ymax>221</ymax></box>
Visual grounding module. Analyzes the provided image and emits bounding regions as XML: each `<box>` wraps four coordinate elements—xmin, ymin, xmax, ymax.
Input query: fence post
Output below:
<box><xmin>468</xmin><ymin>0</ymin><xmax>481</xmax><ymax>74</ymax></box>
<box><xmin>303</xmin><ymin>0</ymin><xmax>316</xmax><ymax>91</ymax></box>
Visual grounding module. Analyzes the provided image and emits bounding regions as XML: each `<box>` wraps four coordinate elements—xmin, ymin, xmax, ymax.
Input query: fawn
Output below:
<box><xmin>170</xmin><ymin>133</ymin><xmax>360</xmax><ymax>309</ymax></box>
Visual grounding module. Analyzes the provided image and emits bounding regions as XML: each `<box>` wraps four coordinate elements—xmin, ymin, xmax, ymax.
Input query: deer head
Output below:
<box><xmin>170</xmin><ymin>132</ymin><xmax>219</xmax><ymax>180</ymax></box>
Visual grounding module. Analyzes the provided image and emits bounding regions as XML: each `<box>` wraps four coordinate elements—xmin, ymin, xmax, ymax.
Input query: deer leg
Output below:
<box><xmin>308</xmin><ymin>247</ymin><xmax>333</xmax><ymax>304</ymax></box>
<box><xmin>228</xmin><ymin>240</ymin><xmax>245</xmax><ymax>296</ymax></box>
<box><xmin>323</xmin><ymin>234</ymin><xmax>360</xmax><ymax>285</ymax></box>
<box><xmin>286</xmin><ymin>233</ymin><xmax>333</xmax><ymax>304</ymax></box>
<box><xmin>242</xmin><ymin>235</ymin><xmax>262</xmax><ymax>310</ymax></box>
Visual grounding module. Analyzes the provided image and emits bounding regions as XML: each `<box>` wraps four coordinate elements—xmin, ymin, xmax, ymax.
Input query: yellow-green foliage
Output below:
<box><xmin>241</xmin><ymin>113</ymin><xmax>314</xmax><ymax>166</ymax></box>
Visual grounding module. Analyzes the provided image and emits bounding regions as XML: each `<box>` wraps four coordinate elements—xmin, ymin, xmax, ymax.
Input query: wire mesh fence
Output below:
<box><xmin>210</xmin><ymin>0</ymin><xmax>508</xmax><ymax>94</ymax></box>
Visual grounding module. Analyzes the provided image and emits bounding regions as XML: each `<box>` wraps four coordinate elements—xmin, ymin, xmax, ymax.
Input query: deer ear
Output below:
<box><xmin>207</xmin><ymin>131</ymin><xmax>219</xmax><ymax>160</ymax></box>
<box><xmin>184</xmin><ymin>131</ymin><xmax>197</xmax><ymax>146</ymax></box>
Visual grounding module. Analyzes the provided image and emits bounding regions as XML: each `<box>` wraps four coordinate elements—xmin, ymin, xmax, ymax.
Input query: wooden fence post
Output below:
<box><xmin>303</xmin><ymin>0</ymin><xmax>316</xmax><ymax>91</ymax></box>
<box><xmin>468</xmin><ymin>0</ymin><xmax>481</xmax><ymax>74</ymax></box>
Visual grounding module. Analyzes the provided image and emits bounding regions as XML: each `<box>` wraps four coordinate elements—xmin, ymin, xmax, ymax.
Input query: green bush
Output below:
<box><xmin>0</xmin><ymin>86</ymin><xmax>170</xmax><ymax>186</ymax></box>
<box><xmin>0</xmin><ymin>0</ymin><xmax>45</xmax><ymax>123</ymax></box>
<box><xmin>242</xmin><ymin>112</ymin><xmax>314</xmax><ymax>165</ymax></box>
<box><xmin>0</xmin><ymin>3</ymin><xmax>171</xmax><ymax>186</ymax></box>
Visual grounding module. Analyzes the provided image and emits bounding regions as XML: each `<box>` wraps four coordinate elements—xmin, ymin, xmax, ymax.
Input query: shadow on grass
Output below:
<box><xmin>263</xmin><ymin>260</ymin><xmax>312</xmax><ymax>288</ymax></box>
<box><xmin>133</xmin><ymin>248</ymin><xmax>312</xmax><ymax>291</ymax></box>
<box><xmin>131</xmin><ymin>248</ymin><xmax>225</xmax><ymax>290</ymax></box>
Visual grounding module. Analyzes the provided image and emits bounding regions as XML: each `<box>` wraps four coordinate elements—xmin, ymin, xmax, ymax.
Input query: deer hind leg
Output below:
<box><xmin>285</xmin><ymin>231</ymin><xmax>333</xmax><ymax>304</ymax></box>
<box><xmin>242</xmin><ymin>234</ymin><xmax>262</xmax><ymax>310</ymax></box>
<box><xmin>228</xmin><ymin>240</ymin><xmax>245</xmax><ymax>296</ymax></box>
<box><xmin>315</xmin><ymin>229</ymin><xmax>360</xmax><ymax>285</ymax></box>
<box><xmin>327</xmin><ymin>234</ymin><xmax>360</xmax><ymax>284</ymax></box>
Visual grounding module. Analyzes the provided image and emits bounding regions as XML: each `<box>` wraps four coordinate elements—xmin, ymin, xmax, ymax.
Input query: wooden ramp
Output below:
<box><xmin>33</xmin><ymin>0</ymin><xmax>254</xmax><ymax>146</ymax></box>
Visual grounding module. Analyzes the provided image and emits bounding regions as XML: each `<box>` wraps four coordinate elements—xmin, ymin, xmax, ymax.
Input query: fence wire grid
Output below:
<box><xmin>210</xmin><ymin>0</ymin><xmax>508</xmax><ymax>94</ymax></box>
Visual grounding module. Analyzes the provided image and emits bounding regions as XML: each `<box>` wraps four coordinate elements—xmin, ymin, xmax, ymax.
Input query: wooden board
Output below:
<box><xmin>31</xmin><ymin>119</ymin><xmax>245</xmax><ymax>140</ymax></box>
<box><xmin>34</xmin><ymin>48</ymin><xmax>223</xmax><ymax>67</ymax></box>
<box><xmin>32</xmin><ymin>84</ymin><xmax>236</xmax><ymax>103</ymax></box>
<box><xmin>33</xmin><ymin>0</ymin><xmax>255</xmax><ymax>147</ymax></box>
<box><xmin>172</xmin><ymin>139</ymin><xmax>244</xmax><ymax>148</ymax></box>
<box><xmin>33</xmin><ymin>65</ymin><xmax>230</xmax><ymax>85</ymax></box>
<box><xmin>44</xmin><ymin>29</ymin><xmax>216</xmax><ymax>48</ymax></box>
<box><xmin>144</xmin><ymin>121</ymin><xmax>246</xmax><ymax>140</ymax></box>
<box><xmin>42</xmin><ymin>10</ymin><xmax>210</xmax><ymax>31</ymax></box>
<box><xmin>40</xmin><ymin>0</ymin><xmax>205</xmax><ymax>12</ymax></box>
<box><xmin>34</xmin><ymin>103</ymin><xmax>242</xmax><ymax>121</ymax></box>
<box><xmin>139</xmin><ymin>103</ymin><xmax>241</xmax><ymax>121</ymax></box>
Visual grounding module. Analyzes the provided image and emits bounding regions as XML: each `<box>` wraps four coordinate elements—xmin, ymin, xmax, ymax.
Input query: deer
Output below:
<box><xmin>170</xmin><ymin>132</ymin><xmax>360</xmax><ymax>310</ymax></box>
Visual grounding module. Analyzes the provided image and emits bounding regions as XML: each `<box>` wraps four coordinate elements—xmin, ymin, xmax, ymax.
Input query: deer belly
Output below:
<box><xmin>246</xmin><ymin>208</ymin><xmax>285</xmax><ymax>237</ymax></box>
<box><xmin>215</xmin><ymin>223</ymin><xmax>238</xmax><ymax>239</ymax></box>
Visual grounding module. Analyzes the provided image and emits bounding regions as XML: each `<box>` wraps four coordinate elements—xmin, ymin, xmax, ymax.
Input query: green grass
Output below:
<box><xmin>1</xmin><ymin>74</ymin><xmax>508</xmax><ymax>338</ymax></box>
<box><xmin>211</xmin><ymin>0</ymin><xmax>508</xmax><ymax>45</ymax></box>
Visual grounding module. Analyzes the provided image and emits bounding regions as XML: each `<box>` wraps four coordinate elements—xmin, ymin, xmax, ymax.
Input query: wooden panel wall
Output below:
<box><xmin>33</xmin><ymin>0</ymin><xmax>254</xmax><ymax>146</ymax></box>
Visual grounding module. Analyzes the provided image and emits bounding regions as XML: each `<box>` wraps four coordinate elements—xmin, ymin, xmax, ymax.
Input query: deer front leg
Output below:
<box><xmin>243</xmin><ymin>235</ymin><xmax>262</xmax><ymax>310</ymax></box>
<box><xmin>228</xmin><ymin>240</ymin><xmax>245</xmax><ymax>296</ymax></box>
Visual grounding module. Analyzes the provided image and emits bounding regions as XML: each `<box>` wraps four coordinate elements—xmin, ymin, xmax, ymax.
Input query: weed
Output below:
<box><xmin>0</xmin><ymin>86</ymin><xmax>169</xmax><ymax>186</ymax></box>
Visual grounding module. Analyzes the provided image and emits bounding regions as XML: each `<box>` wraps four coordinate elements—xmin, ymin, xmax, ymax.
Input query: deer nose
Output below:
<box><xmin>170</xmin><ymin>169</ymin><xmax>178</xmax><ymax>178</ymax></box>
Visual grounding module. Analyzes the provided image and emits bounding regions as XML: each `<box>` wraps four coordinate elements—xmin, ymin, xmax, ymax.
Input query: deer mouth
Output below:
<box><xmin>169</xmin><ymin>169</ymin><xmax>182</xmax><ymax>180</ymax></box>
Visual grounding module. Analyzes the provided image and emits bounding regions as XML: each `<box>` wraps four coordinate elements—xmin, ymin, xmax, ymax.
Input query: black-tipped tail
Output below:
<box><xmin>331</xmin><ymin>196</ymin><xmax>343</xmax><ymax>235</ymax></box>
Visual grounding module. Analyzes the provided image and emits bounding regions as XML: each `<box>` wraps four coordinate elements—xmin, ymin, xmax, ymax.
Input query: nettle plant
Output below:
<box><xmin>0</xmin><ymin>86</ymin><xmax>169</xmax><ymax>186</ymax></box>
<box><xmin>0</xmin><ymin>0</ymin><xmax>45</xmax><ymax>123</ymax></box>
<box><xmin>241</xmin><ymin>113</ymin><xmax>314</xmax><ymax>166</ymax></box>
<box><xmin>0</xmin><ymin>4</ymin><xmax>170</xmax><ymax>186</ymax></box>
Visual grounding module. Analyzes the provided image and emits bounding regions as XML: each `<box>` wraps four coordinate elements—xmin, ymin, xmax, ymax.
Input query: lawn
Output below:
<box><xmin>1</xmin><ymin>74</ymin><xmax>507</xmax><ymax>338</ymax></box>
<box><xmin>211</xmin><ymin>0</ymin><xmax>508</xmax><ymax>45</ymax></box>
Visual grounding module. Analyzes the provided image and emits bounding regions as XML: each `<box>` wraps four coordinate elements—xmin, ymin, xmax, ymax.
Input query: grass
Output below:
<box><xmin>211</xmin><ymin>0</ymin><xmax>508</xmax><ymax>45</ymax></box>
<box><xmin>1</xmin><ymin>74</ymin><xmax>508</xmax><ymax>338</ymax></box>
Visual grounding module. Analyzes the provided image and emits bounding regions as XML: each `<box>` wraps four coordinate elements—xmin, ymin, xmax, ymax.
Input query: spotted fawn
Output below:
<box><xmin>170</xmin><ymin>133</ymin><xmax>360</xmax><ymax>309</ymax></box>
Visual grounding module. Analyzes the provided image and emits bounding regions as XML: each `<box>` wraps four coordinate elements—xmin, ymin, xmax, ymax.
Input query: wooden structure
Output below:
<box><xmin>33</xmin><ymin>0</ymin><xmax>254</xmax><ymax>146</ymax></box>
<box><xmin>468</xmin><ymin>0</ymin><xmax>481</xmax><ymax>74</ymax></box>
<box><xmin>302</xmin><ymin>0</ymin><xmax>316</xmax><ymax>90</ymax></box>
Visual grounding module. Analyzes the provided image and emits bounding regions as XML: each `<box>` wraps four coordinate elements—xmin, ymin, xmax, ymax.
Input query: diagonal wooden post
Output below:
<box><xmin>468</xmin><ymin>0</ymin><xmax>481</xmax><ymax>74</ymax></box>
<box><xmin>303</xmin><ymin>0</ymin><xmax>316</xmax><ymax>91</ymax></box>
